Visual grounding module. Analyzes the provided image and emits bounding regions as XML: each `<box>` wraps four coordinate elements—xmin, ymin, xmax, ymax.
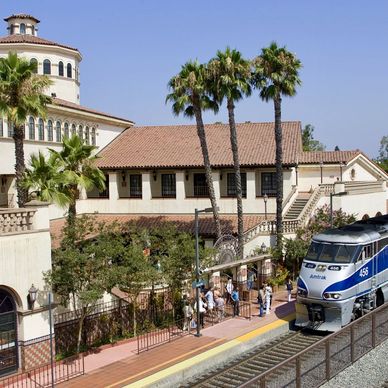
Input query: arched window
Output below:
<box><xmin>30</xmin><ymin>58</ymin><xmax>38</xmax><ymax>73</ymax></box>
<box><xmin>10</xmin><ymin>24</ymin><xmax>14</xmax><ymax>35</ymax></box>
<box><xmin>376</xmin><ymin>212</ymin><xmax>382</xmax><ymax>217</ymax></box>
<box><xmin>43</xmin><ymin>59</ymin><xmax>51</xmax><ymax>75</ymax></box>
<box><xmin>71</xmin><ymin>124</ymin><xmax>76</xmax><ymax>136</ymax></box>
<box><xmin>85</xmin><ymin>126</ymin><xmax>90</xmax><ymax>145</ymax></box>
<box><xmin>38</xmin><ymin>118</ymin><xmax>44</xmax><ymax>140</ymax></box>
<box><xmin>47</xmin><ymin>120</ymin><xmax>53</xmax><ymax>141</ymax></box>
<box><xmin>20</xmin><ymin>23</ymin><xmax>26</xmax><ymax>34</ymax></box>
<box><xmin>91</xmin><ymin>127</ymin><xmax>96</xmax><ymax>145</ymax></box>
<box><xmin>56</xmin><ymin>121</ymin><xmax>61</xmax><ymax>142</ymax></box>
<box><xmin>0</xmin><ymin>288</ymin><xmax>18</xmax><ymax>375</ymax></box>
<box><xmin>29</xmin><ymin>117</ymin><xmax>35</xmax><ymax>140</ymax></box>
<box><xmin>58</xmin><ymin>61</ymin><xmax>64</xmax><ymax>76</ymax></box>
<box><xmin>78</xmin><ymin>125</ymin><xmax>83</xmax><ymax>140</ymax></box>
<box><xmin>64</xmin><ymin>122</ymin><xmax>69</xmax><ymax>138</ymax></box>
<box><xmin>31</xmin><ymin>25</ymin><xmax>35</xmax><ymax>35</ymax></box>
<box><xmin>362</xmin><ymin>214</ymin><xmax>370</xmax><ymax>220</ymax></box>
<box><xmin>67</xmin><ymin>63</ymin><xmax>72</xmax><ymax>78</ymax></box>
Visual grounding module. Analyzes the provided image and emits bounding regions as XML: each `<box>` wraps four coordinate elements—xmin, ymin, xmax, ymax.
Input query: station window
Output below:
<box><xmin>0</xmin><ymin>118</ymin><xmax>3</xmax><ymax>137</ymax></box>
<box><xmin>29</xmin><ymin>117</ymin><xmax>35</xmax><ymax>140</ymax></box>
<box><xmin>161</xmin><ymin>174</ymin><xmax>176</xmax><ymax>198</ymax></box>
<box><xmin>20</xmin><ymin>23</ymin><xmax>26</xmax><ymax>34</ymax></box>
<box><xmin>67</xmin><ymin>63</ymin><xmax>72</xmax><ymax>78</ymax></box>
<box><xmin>30</xmin><ymin>58</ymin><xmax>38</xmax><ymax>73</ymax></box>
<box><xmin>85</xmin><ymin>126</ymin><xmax>90</xmax><ymax>145</ymax></box>
<box><xmin>71</xmin><ymin>124</ymin><xmax>76</xmax><ymax>136</ymax></box>
<box><xmin>47</xmin><ymin>120</ymin><xmax>53</xmax><ymax>141</ymax></box>
<box><xmin>38</xmin><ymin>118</ymin><xmax>44</xmax><ymax>140</ymax></box>
<box><xmin>64</xmin><ymin>122</ymin><xmax>69</xmax><ymax>138</ymax></box>
<box><xmin>227</xmin><ymin>172</ymin><xmax>247</xmax><ymax>198</ymax></box>
<box><xmin>58</xmin><ymin>61</ymin><xmax>64</xmax><ymax>76</ymax></box>
<box><xmin>91</xmin><ymin>127</ymin><xmax>96</xmax><ymax>145</ymax></box>
<box><xmin>78</xmin><ymin>125</ymin><xmax>83</xmax><ymax>140</ymax></box>
<box><xmin>56</xmin><ymin>121</ymin><xmax>61</xmax><ymax>142</ymax></box>
<box><xmin>261</xmin><ymin>172</ymin><xmax>276</xmax><ymax>196</ymax></box>
<box><xmin>130</xmin><ymin>175</ymin><xmax>142</xmax><ymax>198</ymax></box>
<box><xmin>43</xmin><ymin>59</ymin><xmax>51</xmax><ymax>75</ymax></box>
<box><xmin>7</xmin><ymin>122</ymin><xmax>14</xmax><ymax>137</ymax></box>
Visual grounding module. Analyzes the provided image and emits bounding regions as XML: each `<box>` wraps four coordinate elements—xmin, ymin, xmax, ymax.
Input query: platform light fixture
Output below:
<box><xmin>28</xmin><ymin>284</ymin><xmax>38</xmax><ymax>310</ymax></box>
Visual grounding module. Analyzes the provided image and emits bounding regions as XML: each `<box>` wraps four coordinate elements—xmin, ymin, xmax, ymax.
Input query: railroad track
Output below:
<box><xmin>181</xmin><ymin>331</ymin><xmax>325</xmax><ymax>388</ymax></box>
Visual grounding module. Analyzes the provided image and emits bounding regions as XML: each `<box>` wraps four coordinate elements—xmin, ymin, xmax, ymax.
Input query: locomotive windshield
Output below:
<box><xmin>305</xmin><ymin>242</ymin><xmax>359</xmax><ymax>263</ymax></box>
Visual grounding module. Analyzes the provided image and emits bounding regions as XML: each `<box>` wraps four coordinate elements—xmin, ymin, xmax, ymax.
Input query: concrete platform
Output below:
<box><xmin>61</xmin><ymin>291</ymin><xmax>295</xmax><ymax>388</ymax></box>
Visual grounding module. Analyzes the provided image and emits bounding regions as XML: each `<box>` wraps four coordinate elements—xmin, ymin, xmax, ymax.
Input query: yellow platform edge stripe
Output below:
<box><xmin>121</xmin><ymin>312</ymin><xmax>296</xmax><ymax>388</ymax></box>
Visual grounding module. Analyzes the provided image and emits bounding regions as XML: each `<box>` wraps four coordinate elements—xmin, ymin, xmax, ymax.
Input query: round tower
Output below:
<box><xmin>0</xmin><ymin>14</ymin><xmax>82</xmax><ymax>104</ymax></box>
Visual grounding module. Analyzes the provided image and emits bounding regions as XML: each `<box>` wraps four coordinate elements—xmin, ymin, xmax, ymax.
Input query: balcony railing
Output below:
<box><xmin>0</xmin><ymin>208</ymin><xmax>36</xmax><ymax>234</ymax></box>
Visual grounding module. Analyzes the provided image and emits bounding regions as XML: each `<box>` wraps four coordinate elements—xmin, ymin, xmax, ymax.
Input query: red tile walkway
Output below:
<box><xmin>61</xmin><ymin>291</ymin><xmax>295</xmax><ymax>388</ymax></box>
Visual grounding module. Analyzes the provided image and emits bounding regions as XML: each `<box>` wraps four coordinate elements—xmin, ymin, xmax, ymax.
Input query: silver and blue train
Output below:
<box><xmin>295</xmin><ymin>213</ymin><xmax>388</xmax><ymax>331</ymax></box>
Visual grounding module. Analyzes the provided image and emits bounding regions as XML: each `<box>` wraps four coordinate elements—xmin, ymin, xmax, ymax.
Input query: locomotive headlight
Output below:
<box><xmin>323</xmin><ymin>292</ymin><xmax>342</xmax><ymax>300</ymax></box>
<box><xmin>297</xmin><ymin>288</ymin><xmax>308</xmax><ymax>297</ymax></box>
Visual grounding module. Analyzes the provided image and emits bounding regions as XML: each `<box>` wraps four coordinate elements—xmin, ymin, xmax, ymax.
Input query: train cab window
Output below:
<box><xmin>336</xmin><ymin>245</ymin><xmax>358</xmax><ymax>263</ymax></box>
<box><xmin>306</xmin><ymin>242</ymin><xmax>323</xmax><ymax>261</ymax></box>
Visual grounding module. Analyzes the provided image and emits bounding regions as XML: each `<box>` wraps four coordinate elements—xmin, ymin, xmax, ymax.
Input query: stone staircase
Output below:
<box><xmin>284</xmin><ymin>193</ymin><xmax>311</xmax><ymax>220</ymax></box>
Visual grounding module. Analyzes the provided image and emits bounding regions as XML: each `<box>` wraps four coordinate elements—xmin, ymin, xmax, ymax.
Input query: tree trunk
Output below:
<box><xmin>76</xmin><ymin>307</ymin><xmax>87</xmax><ymax>353</ymax></box>
<box><xmin>227</xmin><ymin>98</ymin><xmax>244</xmax><ymax>259</ymax></box>
<box><xmin>192</xmin><ymin>101</ymin><xmax>222</xmax><ymax>239</ymax></box>
<box><xmin>274</xmin><ymin>95</ymin><xmax>283</xmax><ymax>255</ymax></box>
<box><xmin>13</xmin><ymin>124</ymin><xmax>28</xmax><ymax>207</ymax></box>
<box><xmin>66</xmin><ymin>185</ymin><xmax>78</xmax><ymax>241</ymax></box>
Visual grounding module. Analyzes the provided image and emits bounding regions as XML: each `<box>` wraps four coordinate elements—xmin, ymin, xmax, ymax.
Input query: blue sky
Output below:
<box><xmin>4</xmin><ymin>1</ymin><xmax>388</xmax><ymax>157</ymax></box>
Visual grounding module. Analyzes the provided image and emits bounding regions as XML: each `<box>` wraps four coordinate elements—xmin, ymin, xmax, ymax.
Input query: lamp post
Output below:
<box><xmin>194</xmin><ymin>207</ymin><xmax>217</xmax><ymax>337</ymax></box>
<box><xmin>330</xmin><ymin>191</ymin><xmax>348</xmax><ymax>227</ymax></box>
<box><xmin>28</xmin><ymin>284</ymin><xmax>38</xmax><ymax>310</ymax></box>
<box><xmin>263</xmin><ymin>194</ymin><xmax>268</xmax><ymax>220</ymax></box>
<box><xmin>48</xmin><ymin>292</ymin><xmax>54</xmax><ymax>388</ymax></box>
<box><xmin>320</xmin><ymin>161</ymin><xmax>323</xmax><ymax>184</ymax></box>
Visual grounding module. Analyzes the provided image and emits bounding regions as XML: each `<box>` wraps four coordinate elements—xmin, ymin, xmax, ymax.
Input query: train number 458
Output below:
<box><xmin>359</xmin><ymin>268</ymin><xmax>369</xmax><ymax>277</ymax></box>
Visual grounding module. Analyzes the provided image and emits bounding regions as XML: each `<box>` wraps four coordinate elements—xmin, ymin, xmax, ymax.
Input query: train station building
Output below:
<box><xmin>0</xmin><ymin>13</ymin><xmax>387</xmax><ymax>376</ymax></box>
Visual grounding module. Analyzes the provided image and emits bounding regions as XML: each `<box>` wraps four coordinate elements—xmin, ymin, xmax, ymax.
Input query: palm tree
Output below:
<box><xmin>0</xmin><ymin>52</ymin><xmax>51</xmax><ymax>207</ymax></box>
<box><xmin>50</xmin><ymin>134</ymin><xmax>106</xmax><ymax>227</ymax></box>
<box><xmin>252</xmin><ymin>42</ymin><xmax>302</xmax><ymax>254</ymax></box>
<box><xmin>166</xmin><ymin>60</ymin><xmax>222</xmax><ymax>239</ymax></box>
<box><xmin>208</xmin><ymin>48</ymin><xmax>251</xmax><ymax>258</ymax></box>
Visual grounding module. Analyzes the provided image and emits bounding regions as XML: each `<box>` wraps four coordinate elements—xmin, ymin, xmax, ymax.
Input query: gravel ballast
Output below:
<box><xmin>321</xmin><ymin>339</ymin><xmax>388</xmax><ymax>388</ymax></box>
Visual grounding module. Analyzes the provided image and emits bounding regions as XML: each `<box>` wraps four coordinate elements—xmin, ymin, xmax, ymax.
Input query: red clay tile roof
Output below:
<box><xmin>52</xmin><ymin>98</ymin><xmax>134</xmax><ymax>125</ymax></box>
<box><xmin>97</xmin><ymin>121</ymin><xmax>303</xmax><ymax>169</ymax></box>
<box><xmin>50</xmin><ymin>214</ymin><xmax>271</xmax><ymax>249</ymax></box>
<box><xmin>299</xmin><ymin>150</ymin><xmax>361</xmax><ymax>164</ymax></box>
<box><xmin>0</xmin><ymin>33</ymin><xmax>78</xmax><ymax>52</ymax></box>
<box><xmin>4</xmin><ymin>14</ymin><xmax>40</xmax><ymax>23</ymax></box>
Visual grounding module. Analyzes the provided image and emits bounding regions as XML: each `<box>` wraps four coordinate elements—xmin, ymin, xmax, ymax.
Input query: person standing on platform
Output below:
<box><xmin>247</xmin><ymin>269</ymin><xmax>256</xmax><ymax>291</ymax></box>
<box><xmin>286</xmin><ymin>278</ymin><xmax>293</xmax><ymax>302</ymax></box>
<box><xmin>205</xmin><ymin>287</ymin><xmax>215</xmax><ymax>319</ymax></box>
<box><xmin>225</xmin><ymin>278</ymin><xmax>234</xmax><ymax>304</ymax></box>
<box><xmin>258</xmin><ymin>285</ymin><xmax>265</xmax><ymax>317</ymax></box>
<box><xmin>264</xmin><ymin>283</ymin><xmax>272</xmax><ymax>315</ymax></box>
<box><xmin>194</xmin><ymin>292</ymin><xmax>207</xmax><ymax>328</ymax></box>
<box><xmin>183</xmin><ymin>299</ymin><xmax>193</xmax><ymax>331</ymax></box>
<box><xmin>231</xmin><ymin>288</ymin><xmax>240</xmax><ymax>317</ymax></box>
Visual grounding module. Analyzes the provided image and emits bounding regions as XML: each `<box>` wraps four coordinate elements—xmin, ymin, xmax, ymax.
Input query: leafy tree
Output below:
<box><xmin>22</xmin><ymin>151</ymin><xmax>70</xmax><ymax>207</ymax></box>
<box><xmin>375</xmin><ymin>135</ymin><xmax>388</xmax><ymax>172</ymax></box>
<box><xmin>284</xmin><ymin>205</ymin><xmax>357</xmax><ymax>276</ymax></box>
<box><xmin>23</xmin><ymin>134</ymin><xmax>106</xmax><ymax>234</ymax></box>
<box><xmin>252</xmin><ymin>42</ymin><xmax>302</xmax><ymax>254</ymax></box>
<box><xmin>108</xmin><ymin>225</ymin><xmax>156</xmax><ymax>337</ymax></box>
<box><xmin>0</xmin><ymin>52</ymin><xmax>51</xmax><ymax>206</ymax></box>
<box><xmin>208</xmin><ymin>48</ymin><xmax>252</xmax><ymax>258</ymax></box>
<box><xmin>51</xmin><ymin>134</ymin><xmax>106</xmax><ymax>227</ymax></box>
<box><xmin>166</xmin><ymin>61</ymin><xmax>222</xmax><ymax>239</ymax></box>
<box><xmin>302</xmin><ymin>124</ymin><xmax>326</xmax><ymax>151</ymax></box>
<box><xmin>45</xmin><ymin>216</ymin><xmax>113</xmax><ymax>353</ymax></box>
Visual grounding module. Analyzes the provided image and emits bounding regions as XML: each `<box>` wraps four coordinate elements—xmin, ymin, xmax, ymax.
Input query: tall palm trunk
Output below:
<box><xmin>67</xmin><ymin>184</ymin><xmax>78</xmax><ymax>241</ymax></box>
<box><xmin>13</xmin><ymin>124</ymin><xmax>28</xmax><ymax>207</ymax></box>
<box><xmin>274</xmin><ymin>95</ymin><xmax>283</xmax><ymax>254</ymax></box>
<box><xmin>227</xmin><ymin>99</ymin><xmax>244</xmax><ymax>259</ymax></box>
<box><xmin>192</xmin><ymin>101</ymin><xmax>222</xmax><ymax>239</ymax></box>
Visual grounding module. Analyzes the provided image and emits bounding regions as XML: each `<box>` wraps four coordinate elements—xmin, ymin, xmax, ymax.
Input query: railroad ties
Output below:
<box><xmin>181</xmin><ymin>331</ymin><xmax>324</xmax><ymax>388</ymax></box>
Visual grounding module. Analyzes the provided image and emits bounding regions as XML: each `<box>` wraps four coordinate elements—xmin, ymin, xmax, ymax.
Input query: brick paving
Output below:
<box><xmin>60</xmin><ymin>290</ymin><xmax>295</xmax><ymax>388</ymax></box>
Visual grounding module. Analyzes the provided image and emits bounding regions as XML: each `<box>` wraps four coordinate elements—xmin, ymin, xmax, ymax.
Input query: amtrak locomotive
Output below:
<box><xmin>295</xmin><ymin>214</ymin><xmax>388</xmax><ymax>331</ymax></box>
